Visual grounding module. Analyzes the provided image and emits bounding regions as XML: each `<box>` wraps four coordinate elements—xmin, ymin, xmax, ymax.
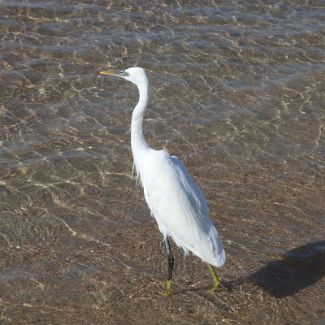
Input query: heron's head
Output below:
<box><xmin>100</xmin><ymin>67</ymin><xmax>148</xmax><ymax>86</ymax></box>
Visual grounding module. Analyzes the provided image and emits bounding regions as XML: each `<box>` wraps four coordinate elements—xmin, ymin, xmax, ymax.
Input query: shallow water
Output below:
<box><xmin>0</xmin><ymin>1</ymin><xmax>324</xmax><ymax>324</ymax></box>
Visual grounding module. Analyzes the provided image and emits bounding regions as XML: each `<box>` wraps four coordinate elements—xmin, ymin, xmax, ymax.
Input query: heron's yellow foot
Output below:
<box><xmin>208</xmin><ymin>264</ymin><xmax>225</xmax><ymax>292</ymax></box>
<box><xmin>161</xmin><ymin>279</ymin><xmax>173</xmax><ymax>297</ymax></box>
<box><xmin>209</xmin><ymin>281</ymin><xmax>226</xmax><ymax>292</ymax></box>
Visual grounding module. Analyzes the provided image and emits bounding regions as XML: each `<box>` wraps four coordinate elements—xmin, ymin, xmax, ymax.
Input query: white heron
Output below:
<box><xmin>100</xmin><ymin>67</ymin><xmax>225</xmax><ymax>296</ymax></box>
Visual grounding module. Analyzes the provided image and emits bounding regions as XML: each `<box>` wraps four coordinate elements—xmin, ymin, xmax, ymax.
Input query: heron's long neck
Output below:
<box><xmin>131</xmin><ymin>82</ymin><xmax>150</xmax><ymax>158</ymax></box>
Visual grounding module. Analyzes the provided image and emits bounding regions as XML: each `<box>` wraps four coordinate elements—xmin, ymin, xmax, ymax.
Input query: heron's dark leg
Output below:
<box><xmin>166</xmin><ymin>239</ymin><xmax>174</xmax><ymax>282</ymax></box>
<box><xmin>208</xmin><ymin>264</ymin><xmax>222</xmax><ymax>290</ymax></box>
<box><xmin>161</xmin><ymin>238</ymin><xmax>174</xmax><ymax>296</ymax></box>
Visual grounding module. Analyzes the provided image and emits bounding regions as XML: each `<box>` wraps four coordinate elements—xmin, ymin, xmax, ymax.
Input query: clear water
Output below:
<box><xmin>0</xmin><ymin>1</ymin><xmax>324</xmax><ymax>324</ymax></box>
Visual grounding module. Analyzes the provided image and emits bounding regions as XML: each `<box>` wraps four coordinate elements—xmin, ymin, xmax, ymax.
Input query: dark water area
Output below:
<box><xmin>0</xmin><ymin>0</ymin><xmax>324</xmax><ymax>324</ymax></box>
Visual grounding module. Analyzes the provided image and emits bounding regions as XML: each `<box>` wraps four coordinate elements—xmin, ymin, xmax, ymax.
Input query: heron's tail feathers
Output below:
<box><xmin>204</xmin><ymin>226</ymin><xmax>226</xmax><ymax>267</ymax></box>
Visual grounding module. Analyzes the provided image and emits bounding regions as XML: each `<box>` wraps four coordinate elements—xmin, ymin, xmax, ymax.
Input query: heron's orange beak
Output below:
<box><xmin>99</xmin><ymin>69</ymin><xmax>120</xmax><ymax>76</ymax></box>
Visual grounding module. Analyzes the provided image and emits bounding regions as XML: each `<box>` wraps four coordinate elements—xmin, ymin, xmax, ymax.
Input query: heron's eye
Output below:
<box><xmin>118</xmin><ymin>70</ymin><xmax>129</xmax><ymax>77</ymax></box>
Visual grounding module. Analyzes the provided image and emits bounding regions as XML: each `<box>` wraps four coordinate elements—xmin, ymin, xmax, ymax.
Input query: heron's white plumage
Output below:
<box><xmin>120</xmin><ymin>67</ymin><xmax>225</xmax><ymax>268</ymax></box>
<box><xmin>98</xmin><ymin>66</ymin><xmax>225</xmax><ymax>271</ymax></box>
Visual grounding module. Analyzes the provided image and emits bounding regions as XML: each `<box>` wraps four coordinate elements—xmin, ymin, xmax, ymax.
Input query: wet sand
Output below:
<box><xmin>0</xmin><ymin>1</ymin><xmax>324</xmax><ymax>324</ymax></box>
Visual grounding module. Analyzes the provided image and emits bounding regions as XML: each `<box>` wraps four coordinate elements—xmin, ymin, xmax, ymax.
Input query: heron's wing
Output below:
<box><xmin>169</xmin><ymin>154</ymin><xmax>209</xmax><ymax>222</ymax></box>
<box><xmin>142</xmin><ymin>149</ymin><xmax>225</xmax><ymax>266</ymax></box>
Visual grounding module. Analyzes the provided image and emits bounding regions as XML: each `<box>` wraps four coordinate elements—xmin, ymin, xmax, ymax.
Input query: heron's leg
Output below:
<box><xmin>161</xmin><ymin>238</ymin><xmax>174</xmax><ymax>296</ymax></box>
<box><xmin>208</xmin><ymin>264</ymin><xmax>222</xmax><ymax>289</ymax></box>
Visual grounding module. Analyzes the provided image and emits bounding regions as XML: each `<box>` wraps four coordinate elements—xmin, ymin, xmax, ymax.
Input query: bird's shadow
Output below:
<box><xmin>248</xmin><ymin>240</ymin><xmax>325</xmax><ymax>298</ymax></box>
